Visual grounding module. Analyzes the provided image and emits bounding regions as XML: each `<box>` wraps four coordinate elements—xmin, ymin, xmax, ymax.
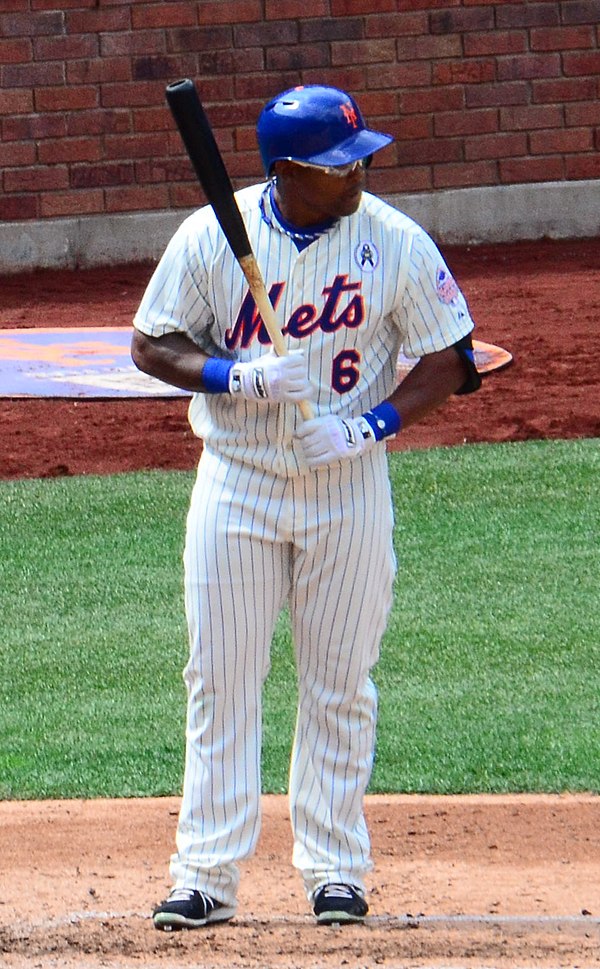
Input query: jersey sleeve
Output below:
<box><xmin>399</xmin><ymin>227</ymin><xmax>475</xmax><ymax>359</ymax></box>
<box><xmin>133</xmin><ymin>212</ymin><xmax>217</xmax><ymax>350</ymax></box>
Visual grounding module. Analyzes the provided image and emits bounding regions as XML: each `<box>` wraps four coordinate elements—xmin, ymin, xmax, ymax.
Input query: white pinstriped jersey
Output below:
<box><xmin>134</xmin><ymin>183</ymin><xmax>475</xmax><ymax>476</ymax></box>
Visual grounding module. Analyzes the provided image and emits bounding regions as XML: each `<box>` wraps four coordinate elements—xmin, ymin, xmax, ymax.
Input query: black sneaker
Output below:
<box><xmin>313</xmin><ymin>883</ymin><xmax>368</xmax><ymax>924</ymax></box>
<box><xmin>152</xmin><ymin>888</ymin><xmax>235</xmax><ymax>931</ymax></box>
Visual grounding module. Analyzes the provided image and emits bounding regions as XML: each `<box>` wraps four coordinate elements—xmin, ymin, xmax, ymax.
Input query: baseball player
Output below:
<box><xmin>131</xmin><ymin>84</ymin><xmax>481</xmax><ymax>929</ymax></box>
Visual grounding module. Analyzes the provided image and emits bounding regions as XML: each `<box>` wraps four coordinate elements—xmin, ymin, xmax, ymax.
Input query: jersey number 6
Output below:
<box><xmin>332</xmin><ymin>349</ymin><xmax>361</xmax><ymax>394</ymax></box>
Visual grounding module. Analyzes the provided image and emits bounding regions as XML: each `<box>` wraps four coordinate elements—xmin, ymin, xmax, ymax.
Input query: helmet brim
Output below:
<box><xmin>303</xmin><ymin>128</ymin><xmax>393</xmax><ymax>168</ymax></box>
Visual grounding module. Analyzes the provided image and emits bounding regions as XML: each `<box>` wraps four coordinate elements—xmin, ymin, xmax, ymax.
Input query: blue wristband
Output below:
<box><xmin>362</xmin><ymin>402</ymin><xmax>402</xmax><ymax>441</ymax></box>
<box><xmin>202</xmin><ymin>357</ymin><xmax>233</xmax><ymax>394</ymax></box>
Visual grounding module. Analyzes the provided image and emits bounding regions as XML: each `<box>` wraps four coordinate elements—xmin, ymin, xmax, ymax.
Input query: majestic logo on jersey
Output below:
<box><xmin>354</xmin><ymin>241</ymin><xmax>379</xmax><ymax>273</ymax></box>
<box><xmin>340</xmin><ymin>102</ymin><xmax>359</xmax><ymax>129</ymax></box>
<box><xmin>225</xmin><ymin>274</ymin><xmax>365</xmax><ymax>350</ymax></box>
<box><xmin>436</xmin><ymin>266</ymin><xmax>459</xmax><ymax>305</ymax></box>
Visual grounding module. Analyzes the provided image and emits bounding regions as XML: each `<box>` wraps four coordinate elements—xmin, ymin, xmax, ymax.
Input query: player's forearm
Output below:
<box><xmin>385</xmin><ymin>345</ymin><xmax>469</xmax><ymax>430</ymax></box>
<box><xmin>131</xmin><ymin>330</ymin><xmax>313</xmax><ymax>403</ymax></box>
<box><xmin>131</xmin><ymin>330</ymin><xmax>209</xmax><ymax>392</ymax></box>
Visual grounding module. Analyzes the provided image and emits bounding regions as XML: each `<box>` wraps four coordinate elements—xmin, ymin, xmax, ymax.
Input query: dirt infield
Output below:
<box><xmin>1</xmin><ymin>794</ymin><xmax>600</xmax><ymax>968</ymax></box>
<box><xmin>1</xmin><ymin>238</ymin><xmax>599</xmax><ymax>967</ymax></box>
<box><xmin>1</xmin><ymin>238</ymin><xmax>599</xmax><ymax>477</ymax></box>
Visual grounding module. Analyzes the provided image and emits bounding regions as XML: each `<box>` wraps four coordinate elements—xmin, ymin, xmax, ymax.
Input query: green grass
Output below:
<box><xmin>375</xmin><ymin>438</ymin><xmax>599</xmax><ymax>793</ymax></box>
<box><xmin>0</xmin><ymin>473</ymin><xmax>191</xmax><ymax>799</ymax></box>
<box><xmin>0</xmin><ymin>438</ymin><xmax>598</xmax><ymax>799</ymax></box>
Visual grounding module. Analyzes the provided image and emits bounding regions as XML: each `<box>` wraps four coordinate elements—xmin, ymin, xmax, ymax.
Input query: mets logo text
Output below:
<box><xmin>225</xmin><ymin>275</ymin><xmax>365</xmax><ymax>349</ymax></box>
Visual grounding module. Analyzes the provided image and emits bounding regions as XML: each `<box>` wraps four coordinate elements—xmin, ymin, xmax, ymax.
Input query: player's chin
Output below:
<box><xmin>336</xmin><ymin>189</ymin><xmax>363</xmax><ymax>216</ymax></box>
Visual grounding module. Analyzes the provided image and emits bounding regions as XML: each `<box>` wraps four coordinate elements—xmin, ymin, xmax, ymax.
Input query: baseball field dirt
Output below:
<box><xmin>1</xmin><ymin>237</ymin><xmax>599</xmax><ymax>967</ymax></box>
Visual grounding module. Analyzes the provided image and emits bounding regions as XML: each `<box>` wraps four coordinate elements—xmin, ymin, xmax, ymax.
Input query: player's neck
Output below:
<box><xmin>270</xmin><ymin>183</ymin><xmax>335</xmax><ymax>237</ymax></box>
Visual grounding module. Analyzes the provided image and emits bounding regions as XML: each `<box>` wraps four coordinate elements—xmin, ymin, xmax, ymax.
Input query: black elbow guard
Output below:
<box><xmin>453</xmin><ymin>332</ymin><xmax>482</xmax><ymax>395</ymax></box>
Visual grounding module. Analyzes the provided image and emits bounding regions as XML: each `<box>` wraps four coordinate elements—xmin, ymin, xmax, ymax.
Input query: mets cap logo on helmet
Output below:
<box><xmin>257</xmin><ymin>85</ymin><xmax>394</xmax><ymax>175</ymax></box>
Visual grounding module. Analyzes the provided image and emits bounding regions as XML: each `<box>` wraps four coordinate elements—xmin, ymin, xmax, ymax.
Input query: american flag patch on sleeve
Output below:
<box><xmin>436</xmin><ymin>266</ymin><xmax>459</xmax><ymax>304</ymax></box>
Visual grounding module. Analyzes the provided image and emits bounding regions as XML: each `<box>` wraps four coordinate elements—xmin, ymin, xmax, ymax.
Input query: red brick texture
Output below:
<box><xmin>1</xmin><ymin>1</ymin><xmax>599</xmax><ymax>221</ymax></box>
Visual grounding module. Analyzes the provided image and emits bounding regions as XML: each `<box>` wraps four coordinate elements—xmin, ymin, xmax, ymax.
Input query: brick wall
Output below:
<box><xmin>1</xmin><ymin>0</ymin><xmax>599</xmax><ymax>223</ymax></box>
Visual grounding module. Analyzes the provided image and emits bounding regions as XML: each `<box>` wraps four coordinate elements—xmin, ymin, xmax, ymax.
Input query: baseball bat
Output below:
<box><xmin>165</xmin><ymin>78</ymin><xmax>314</xmax><ymax>420</ymax></box>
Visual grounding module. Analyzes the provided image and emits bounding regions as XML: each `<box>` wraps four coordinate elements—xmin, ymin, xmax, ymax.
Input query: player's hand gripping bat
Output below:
<box><xmin>165</xmin><ymin>78</ymin><xmax>315</xmax><ymax>421</ymax></box>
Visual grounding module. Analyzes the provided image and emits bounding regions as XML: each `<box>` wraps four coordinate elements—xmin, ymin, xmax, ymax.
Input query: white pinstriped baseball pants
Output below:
<box><xmin>170</xmin><ymin>445</ymin><xmax>396</xmax><ymax>908</ymax></box>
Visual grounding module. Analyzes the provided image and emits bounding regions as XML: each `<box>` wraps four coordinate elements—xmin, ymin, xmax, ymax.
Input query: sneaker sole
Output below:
<box><xmin>153</xmin><ymin>907</ymin><xmax>236</xmax><ymax>931</ymax></box>
<box><xmin>316</xmin><ymin>910</ymin><xmax>366</xmax><ymax>925</ymax></box>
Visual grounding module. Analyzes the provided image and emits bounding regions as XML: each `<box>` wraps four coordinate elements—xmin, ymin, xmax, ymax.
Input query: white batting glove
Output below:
<box><xmin>296</xmin><ymin>414</ymin><xmax>377</xmax><ymax>468</ymax></box>
<box><xmin>228</xmin><ymin>350</ymin><xmax>313</xmax><ymax>403</ymax></box>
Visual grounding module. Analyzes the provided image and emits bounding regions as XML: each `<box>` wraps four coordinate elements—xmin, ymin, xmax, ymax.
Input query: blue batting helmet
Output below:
<box><xmin>256</xmin><ymin>85</ymin><xmax>393</xmax><ymax>175</ymax></box>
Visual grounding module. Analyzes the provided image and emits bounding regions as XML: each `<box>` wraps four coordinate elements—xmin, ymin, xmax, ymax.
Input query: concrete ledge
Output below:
<box><xmin>0</xmin><ymin>209</ymin><xmax>195</xmax><ymax>274</ymax></box>
<box><xmin>389</xmin><ymin>179</ymin><xmax>600</xmax><ymax>246</ymax></box>
<box><xmin>0</xmin><ymin>180</ymin><xmax>598</xmax><ymax>273</ymax></box>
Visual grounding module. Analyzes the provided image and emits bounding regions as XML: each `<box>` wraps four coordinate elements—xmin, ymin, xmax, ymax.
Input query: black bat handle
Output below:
<box><xmin>165</xmin><ymin>78</ymin><xmax>252</xmax><ymax>261</ymax></box>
